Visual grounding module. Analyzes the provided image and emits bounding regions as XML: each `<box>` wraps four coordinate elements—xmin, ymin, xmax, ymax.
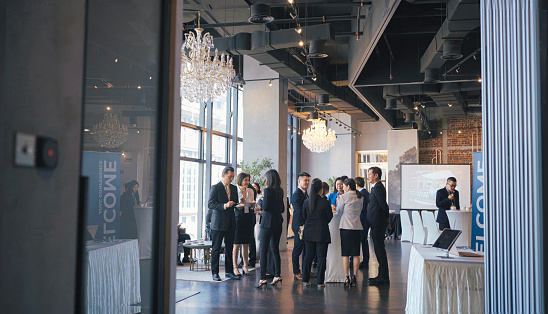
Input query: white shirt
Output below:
<box><xmin>237</xmin><ymin>187</ymin><xmax>255</xmax><ymax>213</ymax></box>
<box><xmin>336</xmin><ymin>191</ymin><xmax>364</xmax><ymax>230</ymax></box>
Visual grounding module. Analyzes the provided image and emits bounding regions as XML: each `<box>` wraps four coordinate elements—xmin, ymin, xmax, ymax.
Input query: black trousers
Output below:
<box><xmin>360</xmin><ymin>227</ymin><xmax>370</xmax><ymax>264</ymax></box>
<box><xmin>177</xmin><ymin>233</ymin><xmax>191</xmax><ymax>261</ymax></box>
<box><xmin>211</xmin><ymin>229</ymin><xmax>235</xmax><ymax>275</ymax></box>
<box><xmin>292</xmin><ymin>227</ymin><xmax>306</xmax><ymax>275</ymax></box>
<box><xmin>439</xmin><ymin>221</ymin><xmax>451</xmax><ymax>231</ymax></box>
<box><xmin>370</xmin><ymin>227</ymin><xmax>389</xmax><ymax>279</ymax></box>
<box><xmin>259</xmin><ymin>226</ymin><xmax>281</xmax><ymax>280</ymax></box>
<box><xmin>303</xmin><ymin>241</ymin><xmax>328</xmax><ymax>284</ymax></box>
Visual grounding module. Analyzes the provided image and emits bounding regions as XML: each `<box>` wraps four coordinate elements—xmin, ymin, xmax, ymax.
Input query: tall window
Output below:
<box><xmin>179</xmin><ymin>87</ymin><xmax>243</xmax><ymax>238</ymax></box>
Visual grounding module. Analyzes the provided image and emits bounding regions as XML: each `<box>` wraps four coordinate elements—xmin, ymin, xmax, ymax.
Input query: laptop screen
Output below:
<box><xmin>432</xmin><ymin>229</ymin><xmax>462</xmax><ymax>250</ymax></box>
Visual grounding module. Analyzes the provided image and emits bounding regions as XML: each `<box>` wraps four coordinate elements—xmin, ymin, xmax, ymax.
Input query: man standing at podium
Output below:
<box><xmin>436</xmin><ymin>177</ymin><xmax>460</xmax><ymax>231</ymax></box>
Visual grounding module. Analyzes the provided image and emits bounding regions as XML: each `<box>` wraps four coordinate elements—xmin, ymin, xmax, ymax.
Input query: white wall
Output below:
<box><xmin>356</xmin><ymin>120</ymin><xmax>391</xmax><ymax>151</ymax></box>
<box><xmin>242</xmin><ymin>55</ymin><xmax>288</xmax><ymax>251</ymax></box>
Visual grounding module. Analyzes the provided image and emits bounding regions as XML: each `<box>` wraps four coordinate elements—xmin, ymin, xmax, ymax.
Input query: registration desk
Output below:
<box><xmin>405</xmin><ymin>245</ymin><xmax>484</xmax><ymax>314</ymax></box>
<box><xmin>85</xmin><ymin>239</ymin><xmax>141</xmax><ymax>314</ymax></box>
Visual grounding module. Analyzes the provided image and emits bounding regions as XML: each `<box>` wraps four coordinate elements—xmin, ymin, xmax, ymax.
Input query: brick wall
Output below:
<box><xmin>419</xmin><ymin>115</ymin><xmax>483</xmax><ymax>187</ymax></box>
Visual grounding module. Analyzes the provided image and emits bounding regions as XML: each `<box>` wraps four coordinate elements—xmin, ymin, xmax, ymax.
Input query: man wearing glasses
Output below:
<box><xmin>435</xmin><ymin>177</ymin><xmax>460</xmax><ymax>231</ymax></box>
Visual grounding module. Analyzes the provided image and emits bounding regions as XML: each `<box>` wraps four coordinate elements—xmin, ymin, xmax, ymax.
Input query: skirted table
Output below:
<box><xmin>405</xmin><ymin>245</ymin><xmax>484</xmax><ymax>314</ymax></box>
<box><xmin>325</xmin><ymin>213</ymin><xmax>346</xmax><ymax>283</ymax></box>
<box><xmin>85</xmin><ymin>239</ymin><xmax>141</xmax><ymax>314</ymax></box>
<box><xmin>445</xmin><ymin>210</ymin><xmax>472</xmax><ymax>247</ymax></box>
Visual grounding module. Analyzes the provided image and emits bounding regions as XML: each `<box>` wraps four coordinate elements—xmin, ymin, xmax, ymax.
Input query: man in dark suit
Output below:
<box><xmin>290</xmin><ymin>172</ymin><xmax>310</xmax><ymax>280</ymax></box>
<box><xmin>207</xmin><ymin>166</ymin><xmax>241</xmax><ymax>281</ymax></box>
<box><xmin>436</xmin><ymin>177</ymin><xmax>460</xmax><ymax>231</ymax></box>
<box><xmin>366</xmin><ymin>167</ymin><xmax>390</xmax><ymax>286</ymax></box>
<box><xmin>355</xmin><ymin>177</ymin><xmax>370</xmax><ymax>269</ymax></box>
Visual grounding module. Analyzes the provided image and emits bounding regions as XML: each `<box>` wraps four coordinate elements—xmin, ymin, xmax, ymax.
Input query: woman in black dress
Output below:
<box><xmin>233</xmin><ymin>172</ymin><xmax>255</xmax><ymax>276</ymax></box>
<box><xmin>302</xmin><ymin>179</ymin><xmax>333</xmax><ymax>286</ymax></box>
<box><xmin>120</xmin><ymin>180</ymin><xmax>140</xmax><ymax>239</ymax></box>
<box><xmin>256</xmin><ymin>169</ymin><xmax>285</xmax><ymax>288</ymax></box>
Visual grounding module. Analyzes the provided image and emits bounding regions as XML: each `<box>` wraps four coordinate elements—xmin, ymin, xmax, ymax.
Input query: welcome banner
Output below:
<box><xmin>82</xmin><ymin>151</ymin><xmax>121</xmax><ymax>240</ymax></box>
<box><xmin>471</xmin><ymin>152</ymin><xmax>484</xmax><ymax>252</ymax></box>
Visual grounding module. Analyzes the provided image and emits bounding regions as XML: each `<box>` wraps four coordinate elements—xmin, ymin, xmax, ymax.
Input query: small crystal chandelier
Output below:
<box><xmin>91</xmin><ymin>113</ymin><xmax>128</xmax><ymax>148</ymax></box>
<box><xmin>302</xmin><ymin>115</ymin><xmax>336</xmax><ymax>153</ymax></box>
<box><xmin>180</xmin><ymin>12</ymin><xmax>236</xmax><ymax>103</ymax></box>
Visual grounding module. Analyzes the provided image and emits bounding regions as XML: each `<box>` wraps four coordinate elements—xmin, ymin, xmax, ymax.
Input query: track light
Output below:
<box><xmin>290</xmin><ymin>11</ymin><xmax>298</xmax><ymax>19</ymax></box>
<box><xmin>288</xmin><ymin>0</ymin><xmax>293</xmax><ymax>3</ymax></box>
<box><xmin>295</xmin><ymin>28</ymin><xmax>302</xmax><ymax>34</ymax></box>
<box><xmin>269</xmin><ymin>80</ymin><xmax>272</xmax><ymax>86</ymax></box>
<box><xmin>312</xmin><ymin>75</ymin><xmax>317</xmax><ymax>81</ymax></box>
<box><xmin>448</xmin><ymin>103</ymin><xmax>453</xmax><ymax>107</ymax></box>
<box><xmin>299</xmin><ymin>40</ymin><xmax>304</xmax><ymax>47</ymax></box>
<box><xmin>478</xmin><ymin>78</ymin><xmax>482</xmax><ymax>83</ymax></box>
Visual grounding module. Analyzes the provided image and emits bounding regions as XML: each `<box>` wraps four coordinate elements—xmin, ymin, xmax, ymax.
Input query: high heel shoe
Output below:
<box><xmin>233</xmin><ymin>268</ymin><xmax>242</xmax><ymax>277</ymax></box>
<box><xmin>255</xmin><ymin>280</ymin><xmax>268</xmax><ymax>289</ymax></box>
<box><xmin>344</xmin><ymin>276</ymin><xmax>350</xmax><ymax>288</ymax></box>
<box><xmin>242</xmin><ymin>267</ymin><xmax>252</xmax><ymax>276</ymax></box>
<box><xmin>351</xmin><ymin>276</ymin><xmax>357</xmax><ymax>287</ymax></box>
<box><xmin>270</xmin><ymin>277</ymin><xmax>282</xmax><ymax>286</ymax></box>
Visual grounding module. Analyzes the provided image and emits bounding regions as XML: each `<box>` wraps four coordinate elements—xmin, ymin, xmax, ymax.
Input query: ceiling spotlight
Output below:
<box><xmin>455</xmin><ymin>68</ymin><xmax>460</xmax><ymax>74</ymax></box>
<box><xmin>295</xmin><ymin>28</ymin><xmax>302</xmax><ymax>34</ymax></box>
<box><xmin>299</xmin><ymin>40</ymin><xmax>304</xmax><ymax>47</ymax></box>
<box><xmin>421</xmin><ymin>104</ymin><xmax>426</xmax><ymax>108</ymax></box>
<box><xmin>448</xmin><ymin>103</ymin><xmax>453</xmax><ymax>107</ymax></box>
<box><xmin>114</xmin><ymin>58</ymin><xmax>118</xmax><ymax>63</ymax></box>
<box><xmin>288</xmin><ymin>126</ymin><xmax>291</xmax><ymax>131</ymax></box>
<box><xmin>106</xmin><ymin>106</ymin><xmax>111</xmax><ymax>111</ymax></box>
<box><xmin>298</xmin><ymin>130</ymin><xmax>301</xmax><ymax>135</ymax></box>
<box><xmin>149</xmin><ymin>76</ymin><xmax>152</xmax><ymax>80</ymax></box>
<box><xmin>84</xmin><ymin>129</ymin><xmax>90</xmax><ymax>132</ymax></box>
<box><xmin>290</xmin><ymin>11</ymin><xmax>298</xmax><ymax>19</ymax></box>
<box><xmin>137</xmin><ymin>129</ymin><xmax>140</xmax><ymax>134</ymax></box>
<box><xmin>94</xmin><ymin>85</ymin><xmax>98</xmax><ymax>89</ymax></box>
<box><xmin>293</xmin><ymin>129</ymin><xmax>296</xmax><ymax>133</ymax></box>
<box><xmin>440</xmin><ymin>131</ymin><xmax>443</xmax><ymax>135</ymax></box>
<box><xmin>269</xmin><ymin>80</ymin><xmax>272</xmax><ymax>87</ymax></box>
<box><xmin>288</xmin><ymin>0</ymin><xmax>293</xmax><ymax>3</ymax></box>
<box><xmin>414</xmin><ymin>106</ymin><xmax>418</xmax><ymax>111</ymax></box>
<box><xmin>478</xmin><ymin>78</ymin><xmax>482</xmax><ymax>83</ymax></box>
<box><xmin>458</xmin><ymin>130</ymin><xmax>462</xmax><ymax>134</ymax></box>
<box><xmin>137</xmin><ymin>85</ymin><xmax>142</xmax><ymax>89</ymax></box>
<box><xmin>312</xmin><ymin>75</ymin><xmax>317</xmax><ymax>81</ymax></box>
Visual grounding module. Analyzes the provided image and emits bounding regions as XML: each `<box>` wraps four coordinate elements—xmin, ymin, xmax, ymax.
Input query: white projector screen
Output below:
<box><xmin>400</xmin><ymin>164</ymin><xmax>471</xmax><ymax>210</ymax></box>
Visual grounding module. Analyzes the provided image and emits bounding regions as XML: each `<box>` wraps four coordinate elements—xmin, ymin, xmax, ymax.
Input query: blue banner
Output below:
<box><xmin>82</xmin><ymin>152</ymin><xmax>121</xmax><ymax>240</ymax></box>
<box><xmin>471</xmin><ymin>152</ymin><xmax>484</xmax><ymax>252</ymax></box>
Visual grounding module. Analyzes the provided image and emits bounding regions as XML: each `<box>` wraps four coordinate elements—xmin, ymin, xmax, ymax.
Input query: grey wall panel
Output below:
<box><xmin>0</xmin><ymin>1</ymin><xmax>86</xmax><ymax>312</ymax></box>
<box><xmin>481</xmin><ymin>1</ymin><xmax>543</xmax><ymax>313</ymax></box>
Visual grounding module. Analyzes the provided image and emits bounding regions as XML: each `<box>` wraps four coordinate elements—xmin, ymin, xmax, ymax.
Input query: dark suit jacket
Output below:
<box><xmin>435</xmin><ymin>188</ymin><xmax>460</xmax><ymax>224</ymax></box>
<box><xmin>291</xmin><ymin>188</ymin><xmax>307</xmax><ymax>230</ymax></box>
<box><xmin>359</xmin><ymin>188</ymin><xmax>370</xmax><ymax>230</ymax></box>
<box><xmin>302</xmin><ymin>197</ymin><xmax>333</xmax><ymax>243</ymax></box>
<box><xmin>208</xmin><ymin>181</ymin><xmax>238</xmax><ymax>231</ymax></box>
<box><xmin>260</xmin><ymin>187</ymin><xmax>285</xmax><ymax>229</ymax></box>
<box><xmin>366</xmin><ymin>182</ymin><xmax>390</xmax><ymax>229</ymax></box>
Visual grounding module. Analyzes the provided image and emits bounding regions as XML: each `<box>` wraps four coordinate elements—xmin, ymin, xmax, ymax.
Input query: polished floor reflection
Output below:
<box><xmin>176</xmin><ymin>238</ymin><xmax>411</xmax><ymax>313</ymax></box>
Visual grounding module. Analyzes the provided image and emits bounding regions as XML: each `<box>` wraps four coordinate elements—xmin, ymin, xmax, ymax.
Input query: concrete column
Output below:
<box><xmin>242</xmin><ymin>55</ymin><xmax>288</xmax><ymax>251</ymax></box>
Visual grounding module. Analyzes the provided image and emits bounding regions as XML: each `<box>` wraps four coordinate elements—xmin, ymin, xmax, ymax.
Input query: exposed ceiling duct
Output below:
<box><xmin>420</xmin><ymin>0</ymin><xmax>480</xmax><ymax>74</ymax></box>
<box><xmin>213</xmin><ymin>24</ymin><xmax>378</xmax><ymax>122</ymax></box>
<box><xmin>248</xmin><ymin>4</ymin><xmax>274</xmax><ymax>24</ymax></box>
<box><xmin>308</xmin><ymin>40</ymin><xmax>328</xmax><ymax>58</ymax></box>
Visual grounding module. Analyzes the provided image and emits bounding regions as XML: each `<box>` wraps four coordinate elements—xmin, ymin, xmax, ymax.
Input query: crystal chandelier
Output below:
<box><xmin>302</xmin><ymin>118</ymin><xmax>337</xmax><ymax>153</ymax></box>
<box><xmin>91</xmin><ymin>113</ymin><xmax>128</xmax><ymax>148</ymax></box>
<box><xmin>180</xmin><ymin>14</ymin><xmax>236</xmax><ymax>103</ymax></box>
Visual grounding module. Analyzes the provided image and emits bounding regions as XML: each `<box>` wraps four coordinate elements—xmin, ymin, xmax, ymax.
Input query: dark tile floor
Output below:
<box><xmin>175</xmin><ymin>239</ymin><xmax>412</xmax><ymax>313</ymax></box>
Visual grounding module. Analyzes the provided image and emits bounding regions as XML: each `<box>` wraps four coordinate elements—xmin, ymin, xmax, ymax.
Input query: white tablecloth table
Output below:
<box><xmin>405</xmin><ymin>245</ymin><xmax>484</xmax><ymax>314</ymax></box>
<box><xmin>134</xmin><ymin>206</ymin><xmax>153</xmax><ymax>259</ymax></box>
<box><xmin>86</xmin><ymin>239</ymin><xmax>141</xmax><ymax>314</ymax></box>
<box><xmin>325</xmin><ymin>213</ymin><xmax>345</xmax><ymax>282</ymax></box>
<box><xmin>445</xmin><ymin>210</ymin><xmax>472</xmax><ymax>247</ymax></box>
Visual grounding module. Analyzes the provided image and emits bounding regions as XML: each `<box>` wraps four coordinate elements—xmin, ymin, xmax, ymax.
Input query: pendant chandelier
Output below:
<box><xmin>302</xmin><ymin>118</ymin><xmax>336</xmax><ymax>153</ymax></box>
<box><xmin>180</xmin><ymin>13</ymin><xmax>236</xmax><ymax>103</ymax></box>
<box><xmin>91</xmin><ymin>113</ymin><xmax>128</xmax><ymax>148</ymax></box>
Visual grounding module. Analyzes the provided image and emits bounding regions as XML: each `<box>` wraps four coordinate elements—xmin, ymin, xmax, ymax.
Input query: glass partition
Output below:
<box><xmin>80</xmin><ymin>1</ymin><xmax>165</xmax><ymax>312</ymax></box>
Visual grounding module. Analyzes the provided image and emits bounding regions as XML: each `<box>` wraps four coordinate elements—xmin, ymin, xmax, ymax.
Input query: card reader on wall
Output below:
<box><xmin>14</xmin><ymin>132</ymin><xmax>58</xmax><ymax>169</ymax></box>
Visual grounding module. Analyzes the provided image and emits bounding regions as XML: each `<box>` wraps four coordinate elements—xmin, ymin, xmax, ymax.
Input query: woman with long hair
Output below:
<box><xmin>256</xmin><ymin>169</ymin><xmax>285</xmax><ymax>289</ymax></box>
<box><xmin>337</xmin><ymin>178</ymin><xmax>364</xmax><ymax>287</ymax></box>
<box><xmin>233</xmin><ymin>172</ymin><xmax>255</xmax><ymax>276</ymax></box>
<box><xmin>302</xmin><ymin>179</ymin><xmax>333</xmax><ymax>287</ymax></box>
